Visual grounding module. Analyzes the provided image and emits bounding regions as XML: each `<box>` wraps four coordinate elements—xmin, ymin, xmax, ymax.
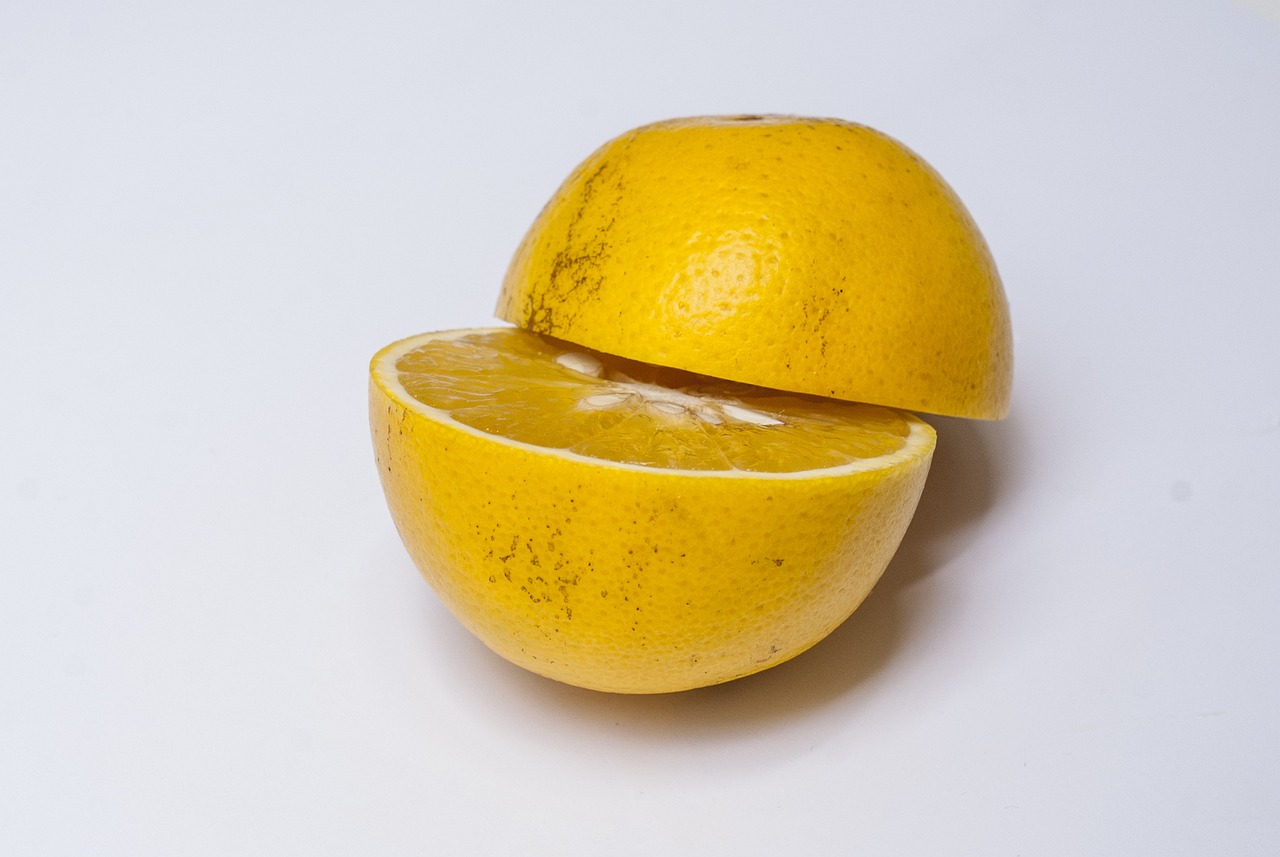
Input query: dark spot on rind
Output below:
<box><xmin>524</xmin><ymin>158</ymin><xmax>622</xmax><ymax>333</ymax></box>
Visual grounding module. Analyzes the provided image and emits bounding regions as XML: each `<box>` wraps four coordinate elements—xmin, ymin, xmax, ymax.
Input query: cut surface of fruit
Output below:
<box><xmin>370</xmin><ymin>328</ymin><xmax>935</xmax><ymax>693</ymax></box>
<box><xmin>389</xmin><ymin>328</ymin><xmax>924</xmax><ymax>474</ymax></box>
<box><xmin>498</xmin><ymin>114</ymin><xmax>1013</xmax><ymax>419</ymax></box>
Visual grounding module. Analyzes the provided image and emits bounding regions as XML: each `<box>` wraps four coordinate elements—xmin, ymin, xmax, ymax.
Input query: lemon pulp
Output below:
<box><xmin>392</xmin><ymin>328</ymin><xmax>916</xmax><ymax>473</ymax></box>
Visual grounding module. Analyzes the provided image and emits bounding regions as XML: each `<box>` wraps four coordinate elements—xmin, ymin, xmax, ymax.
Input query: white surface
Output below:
<box><xmin>3</xmin><ymin>1</ymin><xmax>1278</xmax><ymax>854</ymax></box>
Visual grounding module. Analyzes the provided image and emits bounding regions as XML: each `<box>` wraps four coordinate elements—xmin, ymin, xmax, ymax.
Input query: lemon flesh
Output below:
<box><xmin>370</xmin><ymin>328</ymin><xmax>935</xmax><ymax>693</ymax></box>
<box><xmin>498</xmin><ymin>114</ymin><xmax>1013</xmax><ymax>419</ymax></box>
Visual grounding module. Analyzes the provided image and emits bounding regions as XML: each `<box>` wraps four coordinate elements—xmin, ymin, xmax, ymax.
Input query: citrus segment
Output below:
<box><xmin>370</xmin><ymin>328</ymin><xmax>936</xmax><ymax>693</ymax></box>
<box><xmin>497</xmin><ymin>114</ymin><xmax>1012</xmax><ymax>419</ymax></box>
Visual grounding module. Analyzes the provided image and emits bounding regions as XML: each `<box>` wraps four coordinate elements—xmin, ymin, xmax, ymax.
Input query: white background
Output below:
<box><xmin>3</xmin><ymin>1</ymin><xmax>1279</xmax><ymax>854</ymax></box>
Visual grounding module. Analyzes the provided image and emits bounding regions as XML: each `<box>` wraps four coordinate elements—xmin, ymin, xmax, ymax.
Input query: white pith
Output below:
<box><xmin>568</xmin><ymin>363</ymin><xmax>784</xmax><ymax>428</ymax></box>
<box><xmin>554</xmin><ymin>351</ymin><xmax>603</xmax><ymax>377</ymax></box>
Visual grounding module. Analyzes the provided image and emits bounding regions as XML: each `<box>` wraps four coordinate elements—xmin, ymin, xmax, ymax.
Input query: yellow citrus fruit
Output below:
<box><xmin>498</xmin><ymin>114</ymin><xmax>1012</xmax><ymax>419</ymax></box>
<box><xmin>370</xmin><ymin>328</ymin><xmax>935</xmax><ymax>693</ymax></box>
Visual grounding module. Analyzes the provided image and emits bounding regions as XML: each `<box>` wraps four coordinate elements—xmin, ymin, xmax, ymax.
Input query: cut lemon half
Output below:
<box><xmin>370</xmin><ymin>327</ymin><xmax>935</xmax><ymax>693</ymax></box>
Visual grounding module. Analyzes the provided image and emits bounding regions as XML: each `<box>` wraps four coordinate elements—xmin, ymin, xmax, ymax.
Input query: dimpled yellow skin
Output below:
<box><xmin>499</xmin><ymin>114</ymin><xmax>1012</xmax><ymax>419</ymax></box>
<box><xmin>370</xmin><ymin>341</ymin><xmax>935</xmax><ymax>694</ymax></box>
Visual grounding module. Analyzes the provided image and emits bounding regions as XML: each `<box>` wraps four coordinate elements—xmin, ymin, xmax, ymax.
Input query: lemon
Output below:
<box><xmin>371</xmin><ymin>328</ymin><xmax>935</xmax><ymax>693</ymax></box>
<box><xmin>498</xmin><ymin>114</ymin><xmax>1012</xmax><ymax>419</ymax></box>
<box><xmin>372</xmin><ymin>115</ymin><xmax>1011</xmax><ymax>692</ymax></box>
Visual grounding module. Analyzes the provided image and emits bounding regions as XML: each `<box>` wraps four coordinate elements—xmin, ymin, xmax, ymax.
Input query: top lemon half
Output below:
<box><xmin>498</xmin><ymin>114</ymin><xmax>1012</xmax><ymax>419</ymax></box>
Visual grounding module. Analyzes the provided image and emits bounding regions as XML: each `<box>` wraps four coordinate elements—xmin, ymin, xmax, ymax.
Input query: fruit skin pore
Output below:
<box><xmin>370</xmin><ymin>366</ymin><xmax>935</xmax><ymax>694</ymax></box>
<box><xmin>498</xmin><ymin>114</ymin><xmax>1013</xmax><ymax>420</ymax></box>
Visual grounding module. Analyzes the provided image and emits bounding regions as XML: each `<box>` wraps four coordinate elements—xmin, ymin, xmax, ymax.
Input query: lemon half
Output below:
<box><xmin>371</xmin><ymin>328</ymin><xmax>934</xmax><ymax>693</ymax></box>
<box><xmin>498</xmin><ymin>114</ymin><xmax>1012</xmax><ymax>419</ymax></box>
